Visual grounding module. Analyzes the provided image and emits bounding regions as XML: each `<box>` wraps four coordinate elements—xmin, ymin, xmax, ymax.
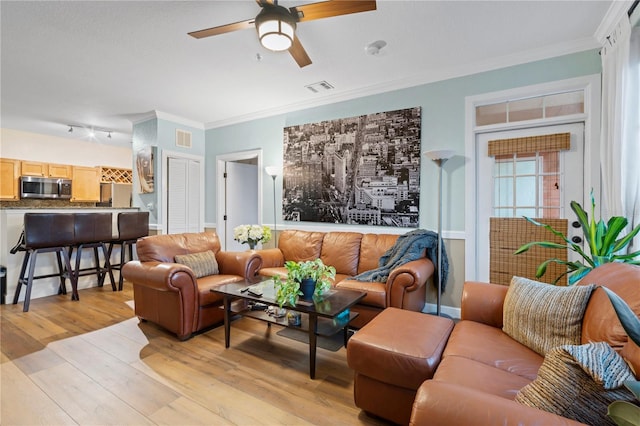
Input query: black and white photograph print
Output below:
<box><xmin>282</xmin><ymin>107</ymin><xmax>422</xmax><ymax>227</ymax></box>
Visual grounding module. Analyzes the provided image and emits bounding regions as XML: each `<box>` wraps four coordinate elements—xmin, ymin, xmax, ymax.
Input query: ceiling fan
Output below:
<box><xmin>188</xmin><ymin>0</ymin><xmax>377</xmax><ymax>68</ymax></box>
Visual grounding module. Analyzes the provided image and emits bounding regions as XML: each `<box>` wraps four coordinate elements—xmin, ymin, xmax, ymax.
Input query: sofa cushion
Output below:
<box><xmin>137</xmin><ymin>232</ymin><xmax>221</xmax><ymax>263</ymax></box>
<box><xmin>578</xmin><ymin>263</ymin><xmax>640</xmax><ymax>349</ymax></box>
<box><xmin>503</xmin><ymin>276</ymin><xmax>595</xmax><ymax>355</ymax></box>
<box><xmin>515</xmin><ymin>342</ymin><xmax>635</xmax><ymax>425</ymax></box>
<box><xmin>434</xmin><ymin>356</ymin><xmax>533</xmax><ymax>400</ymax></box>
<box><xmin>175</xmin><ymin>250</ymin><xmax>219</xmax><ymax>278</ymax></box>
<box><xmin>443</xmin><ymin>320</ymin><xmax>543</xmax><ymax>381</ymax></box>
<box><xmin>336</xmin><ymin>279</ymin><xmax>387</xmax><ymax>308</ymax></box>
<box><xmin>320</xmin><ymin>232</ymin><xmax>362</xmax><ymax>276</ymax></box>
<box><xmin>358</xmin><ymin>234</ymin><xmax>399</xmax><ymax>274</ymax></box>
<box><xmin>278</xmin><ymin>230</ymin><xmax>324</xmax><ymax>262</ymax></box>
<box><xmin>197</xmin><ymin>274</ymin><xmax>244</xmax><ymax>306</ymax></box>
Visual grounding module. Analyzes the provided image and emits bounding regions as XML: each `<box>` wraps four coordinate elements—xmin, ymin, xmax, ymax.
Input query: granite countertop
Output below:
<box><xmin>0</xmin><ymin>200</ymin><xmax>138</xmax><ymax>210</ymax></box>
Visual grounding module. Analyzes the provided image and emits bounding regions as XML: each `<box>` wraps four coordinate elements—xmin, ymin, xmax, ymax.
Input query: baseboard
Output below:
<box><xmin>423</xmin><ymin>303</ymin><xmax>461</xmax><ymax>319</ymax></box>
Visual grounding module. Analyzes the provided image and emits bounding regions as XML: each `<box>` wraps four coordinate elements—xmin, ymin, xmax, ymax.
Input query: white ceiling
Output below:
<box><xmin>0</xmin><ymin>0</ymin><xmax>619</xmax><ymax>147</ymax></box>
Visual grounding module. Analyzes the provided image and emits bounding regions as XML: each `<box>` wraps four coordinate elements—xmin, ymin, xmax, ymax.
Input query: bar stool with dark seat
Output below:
<box><xmin>68</xmin><ymin>213</ymin><xmax>116</xmax><ymax>291</ymax></box>
<box><xmin>107</xmin><ymin>211</ymin><xmax>149</xmax><ymax>290</ymax></box>
<box><xmin>12</xmin><ymin>213</ymin><xmax>78</xmax><ymax>312</ymax></box>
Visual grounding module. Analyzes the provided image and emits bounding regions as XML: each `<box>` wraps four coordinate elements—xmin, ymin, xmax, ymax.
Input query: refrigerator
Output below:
<box><xmin>100</xmin><ymin>183</ymin><xmax>132</xmax><ymax>208</ymax></box>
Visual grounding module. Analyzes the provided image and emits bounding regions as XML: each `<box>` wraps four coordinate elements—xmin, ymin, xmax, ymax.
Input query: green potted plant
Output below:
<box><xmin>515</xmin><ymin>192</ymin><xmax>640</xmax><ymax>284</ymax></box>
<box><xmin>283</xmin><ymin>258</ymin><xmax>336</xmax><ymax>300</ymax></box>
<box><xmin>272</xmin><ymin>259</ymin><xmax>336</xmax><ymax>304</ymax></box>
<box><xmin>602</xmin><ymin>287</ymin><xmax>640</xmax><ymax>426</ymax></box>
<box><xmin>272</xmin><ymin>275</ymin><xmax>302</xmax><ymax>308</ymax></box>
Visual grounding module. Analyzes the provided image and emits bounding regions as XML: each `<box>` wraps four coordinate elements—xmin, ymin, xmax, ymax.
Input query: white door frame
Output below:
<box><xmin>161</xmin><ymin>149</ymin><xmax>205</xmax><ymax>234</ymax></box>
<box><xmin>216</xmin><ymin>149</ymin><xmax>263</xmax><ymax>249</ymax></box>
<box><xmin>464</xmin><ymin>74</ymin><xmax>601</xmax><ymax>282</ymax></box>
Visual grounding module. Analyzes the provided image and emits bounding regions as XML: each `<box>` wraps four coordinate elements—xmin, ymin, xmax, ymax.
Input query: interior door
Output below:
<box><xmin>475</xmin><ymin>123</ymin><xmax>585</xmax><ymax>283</ymax></box>
<box><xmin>167</xmin><ymin>156</ymin><xmax>201</xmax><ymax>234</ymax></box>
<box><xmin>224</xmin><ymin>161</ymin><xmax>258</xmax><ymax>251</ymax></box>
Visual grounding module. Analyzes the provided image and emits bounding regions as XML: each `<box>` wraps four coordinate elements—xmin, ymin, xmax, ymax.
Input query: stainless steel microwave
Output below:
<box><xmin>20</xmin><ymin>176</ymin><xmax>72</xmax><ymax>199</ymax></box>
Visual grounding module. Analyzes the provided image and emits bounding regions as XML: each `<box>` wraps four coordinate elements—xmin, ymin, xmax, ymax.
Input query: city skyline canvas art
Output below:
<box><xmin>282</xmin><ymin>107</ymin><xmax>422</xmax><ymax>227</ymax></box>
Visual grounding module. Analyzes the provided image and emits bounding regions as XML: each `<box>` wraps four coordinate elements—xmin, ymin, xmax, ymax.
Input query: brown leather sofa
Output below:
<box><xmin>347</xmin><ymin>263</ymin><xmax>640</xmax><ymax>425</ymax></box>
<box><xmin>256</xmin><ymin>229</ymin><xmax>435</xmax><ymax>328</ymax></box>
<box><xmin>122</xmin><ymin>232</ymin><xmax>262</xmax><ymax>340</ymax></box>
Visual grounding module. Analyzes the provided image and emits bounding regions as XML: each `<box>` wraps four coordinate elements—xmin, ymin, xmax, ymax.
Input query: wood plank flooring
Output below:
<box><xmin>1</xmin><ymin>282</ymin><xmax>390</xmax><ymax>425</ymax></box>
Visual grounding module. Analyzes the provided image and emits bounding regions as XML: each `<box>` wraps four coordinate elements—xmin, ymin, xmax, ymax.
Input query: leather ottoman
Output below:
<box><xmin>347</xmin><ymin>307</ymin><xmax>454</xmax><ymax>425</ymax></box>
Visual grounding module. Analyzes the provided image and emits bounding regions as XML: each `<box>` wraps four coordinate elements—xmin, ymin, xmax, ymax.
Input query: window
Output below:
<box><xmin>493</xmin><ymin>151</ymin><xmax>561</xmax><ymax>218</ymax></box>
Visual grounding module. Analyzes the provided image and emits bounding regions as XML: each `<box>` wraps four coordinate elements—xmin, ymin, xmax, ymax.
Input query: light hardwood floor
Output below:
<box><xmin>1</xmin><ymin>282</ymin><xmax>390</xmax><ymax>425</ymax></box>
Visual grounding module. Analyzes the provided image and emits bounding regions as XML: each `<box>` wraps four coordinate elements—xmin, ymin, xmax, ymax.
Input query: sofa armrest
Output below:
<box><xmin>253</xmin><ymin>248</ymin><xmax>284</xmax><ymax>268</ymax></box>
<box><xmin>215</xmin><ymin>250</ymin><xmax>263</xmax><ymax>281</ymax></box>
<box><xmin>387</xmin><ymin>258</ymin><xmax>434</xmax><ymax>307</ymax></box>
<box><xmin>410</xmin><ymin>381</ymin><xmax>586</xmax><ymax>426</ymax></box>
<box><xmin>123</xmin><ymin>260</ymin><xmax>198</xmax><ymax>293</ymax></box>
<box><xmin>123</xmin><ymin>261</ymin><xmax>202</xmax><ymax>340</ymax></box>
<box><xmin>460</xmin><ymin>281</ymin><xmax>508</xmax><ymax>328</ymax></box>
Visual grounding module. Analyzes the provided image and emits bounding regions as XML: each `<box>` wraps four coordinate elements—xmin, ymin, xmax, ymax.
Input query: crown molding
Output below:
<box><xmin>594</xmin><ymin>0</ymin><xmax>633</xmax><ymax>43</ymax></box>
<box><xmin>204</xmin><ymin>37</ymin><xmax>599</xmax><ymax>130</ymax></box>
<box><xmin>130</xmin><ymin>110</ymin><xmax>205</xmax><ymax>130</ymax></box>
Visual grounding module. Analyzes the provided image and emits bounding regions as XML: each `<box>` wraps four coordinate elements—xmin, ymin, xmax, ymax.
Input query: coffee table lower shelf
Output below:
<box><xmin>221</xmin><ymin>297</ymin><xmax>359</xmax><ymax>379</ymax></box>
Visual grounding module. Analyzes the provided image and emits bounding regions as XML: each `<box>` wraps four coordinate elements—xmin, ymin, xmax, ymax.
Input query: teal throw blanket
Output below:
<box><xmin>353</xmin><ymin>229</ymin><xmax>449</xmax><ymax>293</ymax></box>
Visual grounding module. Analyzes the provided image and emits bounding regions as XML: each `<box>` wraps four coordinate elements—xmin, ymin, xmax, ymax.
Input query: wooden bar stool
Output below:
<box><xmin>12</xmin><ymin>213</ymin><xmax>78</xmax><ymax>312</ymax></box>
<box><xmin>68</xmin><ymin>213</ymin><xmax>116</xmax><ymax>291</ymax></box>
<box><xmin>107</xmin><ymin>211</ymin><xmax>149</xmax><ymax>290</ymax></box>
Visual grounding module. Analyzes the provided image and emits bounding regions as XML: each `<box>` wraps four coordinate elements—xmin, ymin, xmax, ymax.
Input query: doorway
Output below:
<box><xmin>475</xmin><ymin>123</ymin><xmax>585</xmax><ymax>283</ymax></box>
<box><xmin>216</xmin><ymin>149</ymin><xmax>263</xmax><ymax>250</ymax></box>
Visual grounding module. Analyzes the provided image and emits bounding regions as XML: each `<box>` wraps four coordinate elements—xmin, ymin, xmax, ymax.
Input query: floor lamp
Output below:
<box><xmin>424</xmin><ymin>149</ymin><xmax>455</xmax><ymax>317</ymax></box>
<box><xmin>265</xmin><ymin>166</ymin><xmax>282</xmax><ymax>247</ymax></box>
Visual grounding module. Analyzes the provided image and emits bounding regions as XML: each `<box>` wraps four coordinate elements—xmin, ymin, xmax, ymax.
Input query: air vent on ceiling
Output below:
<box><xmin>176</xmin><ymin>129</ymin><xmax>192</xmax><ymax>148</ymax></box>
<box><xmin>305</xmin><ymin>81</ymin><xmax>334</xmax><ymax>93</ymax></box>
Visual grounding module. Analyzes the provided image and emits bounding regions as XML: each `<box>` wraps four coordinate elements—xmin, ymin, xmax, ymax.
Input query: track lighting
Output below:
<box><xmin>66</xmin><ymin>124</ymin><xmax>114</xmax><ymax>139</ymax></box>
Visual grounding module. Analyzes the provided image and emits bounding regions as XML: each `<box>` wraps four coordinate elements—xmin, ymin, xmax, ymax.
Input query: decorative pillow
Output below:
<box><xmin>515</xmin><ymin>342</ymin><xmax>635</xmax><ymax>425</ymax></box>
<box><xmin>174</xmin><ymin>250</ymin><xmax>219</xmax><ymax>278</ymax></box>
<box><xmin>503</xmin><ymin>276</ymin><xmax>595</xmax><ymax>355</ymax></box>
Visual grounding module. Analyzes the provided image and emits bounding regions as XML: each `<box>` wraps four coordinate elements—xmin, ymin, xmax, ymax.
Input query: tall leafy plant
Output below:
<box><xmin>515</xmin><ymin>192</ymin><xmax>640</xmax><ymax>284</ymax></box>
<box><xmin>602</xmin><ymin>287</ymin><xmax>640</xmax><ymax>426</ymax></box>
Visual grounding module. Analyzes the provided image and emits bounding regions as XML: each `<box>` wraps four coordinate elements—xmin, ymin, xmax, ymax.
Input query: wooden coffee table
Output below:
<box><xmin>211</xmin><ymin>279</ymin><xmax>366</xmax><ymax>379</ymax></box>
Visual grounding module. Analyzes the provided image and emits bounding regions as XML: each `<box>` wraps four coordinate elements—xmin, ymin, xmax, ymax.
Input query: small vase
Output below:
<box><xmin>300</xmin><ymin>278</ymin><xmax>316</xmax><ymax>300</ymax></box>
<box><xmin>247</xmin><ymin>241</ymin><xmax>256</xmax><ymax>250</ymax></box>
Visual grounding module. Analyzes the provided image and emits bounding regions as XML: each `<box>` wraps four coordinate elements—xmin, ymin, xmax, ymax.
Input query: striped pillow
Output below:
<box><xmin>516</xmin><ymin>342</ymin><xmax>635</xmax><ymax>425</ymax></box>
<box><xmin>503</xmin><ymin>276</ymin><xmax>595</xmax><ymax>355</ymax></box>
<box><xmin>174</xmin><ymin>250</ymin><xmax>219</xmax><ymax>278</ymax></box>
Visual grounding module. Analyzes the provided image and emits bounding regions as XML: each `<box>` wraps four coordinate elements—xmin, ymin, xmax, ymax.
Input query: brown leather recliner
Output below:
<box><xmin>257</xmin><ymin>229</ymin><xmax>435</xmax><ymax>328</ymax></box>
<box><xmin>122</xmin><ymin>232</ymin><xmax>262</xmax><ymax>340</ymax></box>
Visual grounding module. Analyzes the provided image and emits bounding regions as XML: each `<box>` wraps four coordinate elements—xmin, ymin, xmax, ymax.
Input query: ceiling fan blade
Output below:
<box><xmin>255</xmin><ymin>0</ymin><xmax>274</xmax><ymax>5</ymax></box>
<box><xmin>291</xmin><ymin>0</ymin><xmax>376</xmax><ymax>22</ymax></box>
<box><xmin>289</xmin><ymin>36</ymin><xmax>312</xmax><ymax>68</ymax></box>
<box><xmin>188</xmin><ymin>19</ymin><xmax>255</xmax><ymax>39</ymax></box>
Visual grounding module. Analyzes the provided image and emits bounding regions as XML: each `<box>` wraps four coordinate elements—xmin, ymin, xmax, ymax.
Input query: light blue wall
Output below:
<box><xmin>205</xmin><ymin>50</ymin><xmax>602</xmax><ymax>232</ymax></box>
<box><xmin>132</xmin><ymin>117</ymin><xmax>205</xmax><ymax>227</ymax></box>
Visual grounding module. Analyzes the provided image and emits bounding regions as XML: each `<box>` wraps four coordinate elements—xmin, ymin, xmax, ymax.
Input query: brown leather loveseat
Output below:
<box><xmin>347</xmin><ymin>263</ymin><xmax>640</xmax><ymax>425</ymax></box>
<box><xmin>256</xmin><ymin>229</ymin><xmax>435</xmax><ymax>328</ymax></box>
<box><xmin>122</xmin><ymin>232</ymin><xmax>262</xmax><ymax>340</ymax></box>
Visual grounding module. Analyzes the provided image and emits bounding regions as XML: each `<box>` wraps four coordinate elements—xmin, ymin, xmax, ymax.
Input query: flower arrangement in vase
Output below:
<box><xmin>233</xmin><ymin>224</ymin><xmax>271</xmax><ymax>250</ymax></box>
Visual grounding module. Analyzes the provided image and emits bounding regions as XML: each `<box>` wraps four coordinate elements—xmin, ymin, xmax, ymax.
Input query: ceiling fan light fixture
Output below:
<box><xmin>255</xmin><ymin>5</ymin><xmax>296</xmax><ymax>52</ymax></box>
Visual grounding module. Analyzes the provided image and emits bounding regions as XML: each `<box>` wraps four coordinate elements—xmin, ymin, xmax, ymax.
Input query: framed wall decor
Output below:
<box><xmin>282</xmin><ymin>107</ymin><xmax>422</xmax><ymax>227</ymax></box>
<box><xmin>136</xmin><ymin>145</ymin><xmax>155</xmax><ymax>194</ymax></box>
